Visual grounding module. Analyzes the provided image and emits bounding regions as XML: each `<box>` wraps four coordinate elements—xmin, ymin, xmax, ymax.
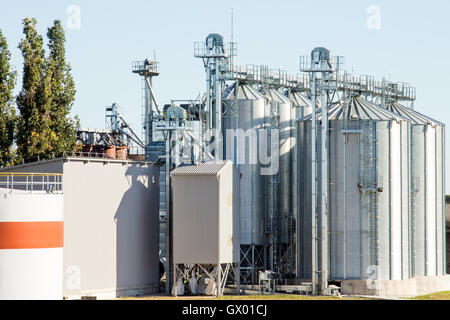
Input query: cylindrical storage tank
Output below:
<box><xmin>223</xmin><ymin>82</ymin><xmax>266</xmax><ymax>250</ymax></box>
<box><xmin>0</xmin><ymin>182</ymin><xmax>64</xmax><ymax>300</ymax></box>
<box><xmin>286</xmin><ymin>90</ymin><xmax>313</xmax><ymax>277</ymax></box>
<box><xmin>386</xmin><ymin>102</ymin><xmax>446</xmax><ymax>277</ymax></box>
<box><xmin>297</xmin><ymin>96</ymin><xmax>411</xmax><ymax>281</ymax></box>
<box><xmin>265</xmin><ymin>89</ymin><xmax>292</xmax><ymax>246</ymax></box>
<box><xmin>116</xmin><ymin>146</ymin><xmax>128</xmax><ymax>160</ymax></box>
<box><xmin>105</xmin><ymin>146</ymin><xmax>117</xmax><ymax>159</ymax></box>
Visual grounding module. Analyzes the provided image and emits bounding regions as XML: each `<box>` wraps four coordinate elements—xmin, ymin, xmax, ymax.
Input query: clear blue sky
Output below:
<box><xmin>1</xmin><ymin>0</ymin><xmax>450</xmax><ymax>189</ymax></box>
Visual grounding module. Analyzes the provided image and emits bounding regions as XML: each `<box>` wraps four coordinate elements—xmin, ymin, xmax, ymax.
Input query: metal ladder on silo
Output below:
<box><xmin>410</xmin><ymin>177</ymin><xmax>419</xmax><ymax>276</ymax></box>
<box><xmin>360</xmin><ymin>122</ymin><xmax>379</xmax><ymax>271</ymax></box>
<box><xmin>266</xmin><ymin>168</ymin><xmax>280</xmax><ymax>272</ymax></box>
<box><xmin>266</xmin><ymin>97</ymin><xmax>280</xmax><ymax>274</ymax></box>
<box><xmin>369</xmin><ymin>123</ymin><xmax>379</xmax><ymax>270</ymax></box>
<box><xmin>360</xmin><ymin>122</ymin><xmax>372</xmax><ymax>274</ymax></box>
<box><xmin>285</xmin><ymin>213</ymin><xmax>296</xmax><ymax>276</ymax></box>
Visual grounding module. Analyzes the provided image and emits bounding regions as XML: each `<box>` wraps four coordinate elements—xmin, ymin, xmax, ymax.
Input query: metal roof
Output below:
<box><xmin>303</xmin><ymin>96</ymin><xmax>406</xmax><ymax>121</ymax></box>
<box><xmin>265</xmin><ymin>88</ymin><xmax>290</xmax><ymax>104</ymax></box>
<box><xmin>170</xmin><ymin>161</ymin><xmax>232</xmax><ymax>177</ymax></box>
<box><xmin>223</xmin><ymin>82</ymin><xmax>265</xmax><ymax>101</ymax></box>
<box><xmin>286</xmin><ymin>91</ymin><xmax>313</xmax><ymax>108</ymax></box>
<box><xmin>386</xmin><ymin>102</ymin><xmax>443</xmax><ymax>126</ymax></box>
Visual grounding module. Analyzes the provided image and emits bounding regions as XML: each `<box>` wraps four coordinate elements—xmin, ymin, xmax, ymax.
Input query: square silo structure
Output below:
<box><xmin>171</xmin><ymin>161</ymin><xmax>240</xmax><ymax>266</ymax></box>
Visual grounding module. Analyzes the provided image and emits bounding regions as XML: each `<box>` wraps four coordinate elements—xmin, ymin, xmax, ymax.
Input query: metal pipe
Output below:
<box><xmin>144</xmin><ymin>80</ymin><xmax>150</xmax><ymax>145</ymax></box>
<box><xmin>215</xmin><ymin>59</ymin><xmax>223</xmax><ymax>160</ymax></box>
<box><xmin>165</xmin><ymin>131</ymin><xmax>173</xmax><ymax>294</ymax></box>
<box><xmin>388</xmin><ymin>121</ymin><xmax>393</xmax><ymax>280</ymax></box>
<box><xmin>184</xmin><ymin>130</ymin><xmax>214</xmax><ymax>160</ymax></box>
<box><xmin>320</xmin><ymin>73</ymin><xmax>329</xmax><ymax>292</ymax></box>
<box><xmin>145</xmin><ymin>77</ymin><xmax>161</xmax><ymax>115</ymax></box>
<box><xmin>311</xmin><ymin>72</ymin><xmax>317</xmax><ymax>295</ymax></box>
<box><xmin>343</xmin><ymin>125</ymin><xmax>347</xmax><ymax>279</ymax></box>
<box><xmin>206</xmin><ymin>60</ymin><xmax>213</xmax><ymax>130</ymax></box>
<box><xmin>292</xmin><ymin>91</ymin><xmax>298</xmax><ymax>277</ymax></box>
<box><xmin>424</xmin><ymin>125</ymin><xmax>428</xmax><ymax>276</ymax></box>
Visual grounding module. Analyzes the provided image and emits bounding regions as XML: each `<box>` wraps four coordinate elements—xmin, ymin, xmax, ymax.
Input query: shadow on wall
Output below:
<box><xmin>114</xmin><ymin>164</ymin><xmax>160</xmax><ymax>296</ymax></box>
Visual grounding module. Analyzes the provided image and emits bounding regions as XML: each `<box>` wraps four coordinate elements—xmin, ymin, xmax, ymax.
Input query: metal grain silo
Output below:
<box><xmin>386</xmin><ymin>102</ymin><xmax>446</xmax><ymax>277</ymax></box>
<box><xmin>223</xmin><ymin>82</ymin><xmax>266</xmax><ymax>282</ymax></box>
<box><xmin>286</xmin><ymin>90</ymin><xmax>313</xmax><ymax>277</ymax></box>
<box><xmin>297</xmin><ymin>96</ymin><xmax>411</xmax><ymax>281</ymax></box>
<box><xmin>265</xmin><ymin>89</ymin><xmax>292</xmax><ymax>247</ymax></box>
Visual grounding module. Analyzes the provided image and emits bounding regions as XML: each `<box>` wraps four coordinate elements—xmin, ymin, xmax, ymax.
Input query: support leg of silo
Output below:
<box><xmin>173</xmin><ymin>264</ymin><xmax>177</xmax><ymax>297</ymax></box>
<box><xmin>252</xmin><ymin>245</ymin><xmax>255</xmax><ymax>287</ymax></box>
<box><xmin>217</xmin><ymin>264</ymin><xmax>222</xmax><ymax>297</ymax></box>
<box><xmin>236</xmin><ymin>263</ymin><xmax>241</xmax><ymax>295</ymax></box>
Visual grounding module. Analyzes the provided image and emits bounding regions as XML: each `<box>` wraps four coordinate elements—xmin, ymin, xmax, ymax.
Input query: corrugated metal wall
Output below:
<box><xmin>297</xmin><ymin>97</ymin><xmax>413</xmax><ymax>281</ymax></box>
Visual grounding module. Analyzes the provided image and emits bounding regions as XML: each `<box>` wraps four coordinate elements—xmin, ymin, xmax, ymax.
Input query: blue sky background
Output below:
<box><xmin>1</xmin><ymin>0</ymin><xmax>450</xmax><ymax>189</ymax></box>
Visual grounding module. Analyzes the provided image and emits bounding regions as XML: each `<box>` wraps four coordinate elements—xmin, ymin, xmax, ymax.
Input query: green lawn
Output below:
<box><xmin>410</xmin><ymin>291</ymin><xmax>450</xmax><ymax>300</ymax></box>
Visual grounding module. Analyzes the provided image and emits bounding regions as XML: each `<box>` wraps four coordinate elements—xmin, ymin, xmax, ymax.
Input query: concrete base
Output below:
<box><xmin>342</xmin><ymin>275</ymin><xmax>450</xmax><ymax>297</ymax></box>
<box><xmin>64</xmin><ymin>284</ymin><xmax>160</xmax><ymax>300</ymax></box>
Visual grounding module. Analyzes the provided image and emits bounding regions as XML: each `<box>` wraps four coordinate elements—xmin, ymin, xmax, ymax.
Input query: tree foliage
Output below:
<box><xmin>16</xmin><ymin>18</ymin><xmax>51</xmax><ymax>161</ymax></box>
<box><xmin>46</xmin><ymin>20</ymin><xmax>78</xmax><ymax>155</ymax></box>
<box><xmin>0</xmin><ymin>30</ymin><xmax>17</xmax><ymax>167</ymax></box>
<box><xmin>16</xmin><ymin>18</ymin><xmax>78</xmax><ymax>162</ymax></box>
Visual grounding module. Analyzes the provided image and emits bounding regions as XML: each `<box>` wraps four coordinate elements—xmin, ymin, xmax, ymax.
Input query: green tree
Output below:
<box><xmin>46</xmin><ymin>20</ymin><xmax>78</xmax><ymax>155</ymax></box>
<box><xmin>0</xmin><ymin>29</ymin><xmax>17</xmax><ymax>166</ymax></box>
<box><xmin>16</xmin><ymin>17</ymin><xmax>52</xmax><ymax>161</ymax></box>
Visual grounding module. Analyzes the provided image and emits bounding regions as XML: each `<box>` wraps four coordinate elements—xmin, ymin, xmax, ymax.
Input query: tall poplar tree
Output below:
<box><xmin>0</xmin><ymin>29</ymin><xmax>17</xmax><ymax>166</ymax></box>
<box><xmin>46</xmin><ymin>20</ymin><xmax>78</xmax><ymax>155</ymax></box>
<box><xmin>16</xmin><ymin>17</ymin><xmax>52</xmax><ymax>161</ymax></box>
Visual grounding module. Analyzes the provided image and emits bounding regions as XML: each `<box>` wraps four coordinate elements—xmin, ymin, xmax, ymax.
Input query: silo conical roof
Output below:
<box><xmin>265</xmin><ymin>88</ymin><xmax>290</xmax><ymax>104</ymax></box>
<box><xmin>304</xmin><ymin>96</ymin><xmax>407</xmax><ymax>121</ymax></box>
<box><xmin>386</xmin><ymin>101</ymin><xmax>443</xmax><ymax>126</ymax></box>
<box><xmin>223</xmin><ymin>82</ymin><xmax>265</xmax><ymax>100</ymax></box>
<box><xmin>287</xmin><ymin>91</ymin><xmax>313</xmax><ymax>109</ymax></box>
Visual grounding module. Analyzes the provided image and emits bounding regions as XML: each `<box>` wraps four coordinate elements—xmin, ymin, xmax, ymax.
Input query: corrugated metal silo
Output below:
<box><xmin>298</xmin><ymin>96</ymin><xmax>411</xmax><ymax>281</ymax></box>
<box><xmin>266</xmin><ymin>89</ymin><xmax>292</xmax><ymax>246</ymax></box>
<box><xmin>386</xmin><ymin>102</ymin><xmax>446</xmax><ymax>277</ymax></box>
<box><xmin>286</xmin><ymin>91</ymin><xmax>313</xmax><ymax>277</ymax></box>
<box><xmin>223</xmin><ymin>82</ymin><xmax>266</xmax><ymax>280</ymax></box>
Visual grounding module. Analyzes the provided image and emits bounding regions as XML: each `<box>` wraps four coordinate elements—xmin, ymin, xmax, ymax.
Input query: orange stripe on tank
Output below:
<box><xmin>0</xmin><ymin>221</ymin><xmax>64</xmax><ymax>249</ymax></box>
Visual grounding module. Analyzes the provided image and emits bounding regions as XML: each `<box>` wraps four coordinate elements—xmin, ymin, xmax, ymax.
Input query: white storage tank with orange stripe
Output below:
<box><xmin>0</xmin><ymin>174</ymin><xmax>63</xmax><ymax>300</ymax></box>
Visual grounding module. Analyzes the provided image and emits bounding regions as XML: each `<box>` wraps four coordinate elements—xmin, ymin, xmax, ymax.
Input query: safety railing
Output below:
<box><xmin>0</xmin><ymin>173</ymin><xmax>63</xmax><ymax>193</ymax></box>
